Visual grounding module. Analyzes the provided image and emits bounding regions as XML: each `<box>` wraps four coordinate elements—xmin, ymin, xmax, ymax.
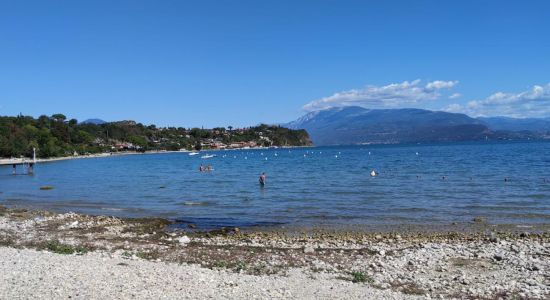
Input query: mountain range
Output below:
<box><xmin>285</xmin><ymin>106</ymin><xmax>550</xmax><ymax>146</ymax></box>
<box><xmin>478</xmin><ymin>116</ymin><xmax>550</xmax><ymax>132</ymax></box>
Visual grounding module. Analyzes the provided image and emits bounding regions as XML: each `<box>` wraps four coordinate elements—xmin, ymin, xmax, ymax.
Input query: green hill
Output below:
<box><xmin>0</xmin><ymin>114</ymin><xmax>312</xmax><ymax>158</ymax></box>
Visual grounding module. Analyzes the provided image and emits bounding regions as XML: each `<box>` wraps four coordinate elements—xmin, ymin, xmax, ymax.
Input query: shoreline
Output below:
<box><xmin>0</xmin><ymin>151</ymin><xmax>149</xmax><ymax>166</ymax></box>
<box><xmin>3</xmin><ymin>199</ymin><xmax>550</xmax><ymax>234</ymax></box>
<box><xmin>0</xmin><ymin>206</ymin><xmax>548</xmax><ymax>299</ymax></box>
<box><xmin>0</xmin><ymin>145</ymin><xmax>313</xmax><ymax>166</ymax></box>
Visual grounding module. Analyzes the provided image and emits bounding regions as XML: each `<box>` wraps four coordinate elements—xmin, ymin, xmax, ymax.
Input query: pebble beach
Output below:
<box><xmin>0</xmin><ymin>207</ymin><xmax>548</xmax><ymax>299</ymax></box>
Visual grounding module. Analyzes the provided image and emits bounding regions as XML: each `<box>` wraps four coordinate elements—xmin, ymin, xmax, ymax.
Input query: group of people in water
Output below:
<box><xmin>198</xmin><ymin>164</ymin><xmax>266</xmax><ymax>186</ymax></box>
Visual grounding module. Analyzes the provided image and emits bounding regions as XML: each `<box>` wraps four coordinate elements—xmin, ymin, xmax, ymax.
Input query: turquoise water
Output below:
<box><xmin>1</xmin><ymin>141</ymin><xmax>550</xmax><ymax>229</ymax></box>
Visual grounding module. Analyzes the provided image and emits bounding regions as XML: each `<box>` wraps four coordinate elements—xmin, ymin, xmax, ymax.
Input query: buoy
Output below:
<box><xmin>265</xmin><ymin>157</ymin><xmax>268</xmax><ymax>161</ymax></box>
<box><xmin>370</xmin><ymin>170</ymin><xmax>377</xmax><ymax>177</ymax></box>
<box><xmin>335</xmin><ymin>155</ymin><xmax>338</xmax><ymax>158</ymax></box>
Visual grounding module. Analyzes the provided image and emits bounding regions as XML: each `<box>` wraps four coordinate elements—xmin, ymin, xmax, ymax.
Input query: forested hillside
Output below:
<box><xmin>0</xmin><ymin>114</ymin><xmax>311</xmax><ymax>158</ymax></box>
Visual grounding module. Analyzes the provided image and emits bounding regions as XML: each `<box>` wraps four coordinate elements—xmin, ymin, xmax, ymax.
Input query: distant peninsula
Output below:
<box><xmin>0</xmin><ymin>114</ymin><xmax>312</xmax><ymax>158</ymax></box>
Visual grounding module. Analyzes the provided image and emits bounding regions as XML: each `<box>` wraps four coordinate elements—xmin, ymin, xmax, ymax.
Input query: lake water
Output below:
<box><xmin>1</xmin><ymin>142</ymin><xmax>550</xmax><ymax>229</ymax></box>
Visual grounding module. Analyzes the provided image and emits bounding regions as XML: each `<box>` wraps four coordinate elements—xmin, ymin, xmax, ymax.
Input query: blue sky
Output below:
<box><xmin>1</xmin><ymin>0</ymin><xmax>549</xmax><ymax>127</ymax></box>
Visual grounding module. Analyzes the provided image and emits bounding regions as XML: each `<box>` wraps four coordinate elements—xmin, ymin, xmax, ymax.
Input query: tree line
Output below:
<box><xmin>0</xmin><ymin>114</ymin><xmax>312</xmax><ymax>158</ymax></box>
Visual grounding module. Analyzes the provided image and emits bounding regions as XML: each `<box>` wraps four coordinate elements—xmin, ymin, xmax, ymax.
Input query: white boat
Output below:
<box><xmin>201</xmin><ymin>154</ymin><xmax>216</xmax><ymax>159</ymax></box>
<box><xmin>188</xmin><ymin>152</ymin><xmax>200</xmax><ymax>156</ymax></box>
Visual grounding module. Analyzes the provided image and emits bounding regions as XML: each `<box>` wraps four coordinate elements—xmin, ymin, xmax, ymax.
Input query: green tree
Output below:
<box><xmin>128</xmin><ymin>135</ymin><xmax>148</xmax><ymax>148</ymax></box>
<box><xmin>51</xmin><ymin>114</ymin><xmax>67</xmax><ymax>122</ymax></box>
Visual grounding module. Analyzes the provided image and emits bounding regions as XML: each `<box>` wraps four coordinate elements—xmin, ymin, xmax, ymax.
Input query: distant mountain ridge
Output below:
<box><xmin>81</xmin><ymin>118</ymin><xmax>107</xmax><ymax>125</ymax></box>
<box><xmin>478</xmin><ymin>117</ymin><xmax>550</xmax><ymax>132</ymax></box>
<box><xmin>285</xmin><ymin>106</ymin><xmax>549</xmax><ymax>145</ymax></box>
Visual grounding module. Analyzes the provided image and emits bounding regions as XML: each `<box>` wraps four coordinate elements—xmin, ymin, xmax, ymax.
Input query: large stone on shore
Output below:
<box><xmin>68</xmin><ymin>221</ymin><xmax>79</xmax><ymax>229</ymax></box>
<box><xmin>303</xmin><ymin>245</ymin><xmax>315</xmax><ymax>254</ymax></box>
<box><xmin>493</xmin><ymin>254</ymin><xmax>504</xmax><ymax>261</ymax></box>
<box><xmin>178</xmin><ymin>236</ymin><xmax>191</xmax><ymax>245</ymax></box>
<box><xmin>520</xmin><ymin>232</ymin><xmax>529</xmax><ymax>238</ymax></box>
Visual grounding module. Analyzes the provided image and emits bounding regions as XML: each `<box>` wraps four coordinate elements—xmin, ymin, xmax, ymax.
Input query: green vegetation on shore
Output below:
<box><xmin>0</xmin><ymin>114</ymin><xmax>312</xmax><ymax>158</ymax></box>
<box><xmin>46</xmin><ymin>240</ymin><xmax>88</xmax><ymax>255</ymax></box>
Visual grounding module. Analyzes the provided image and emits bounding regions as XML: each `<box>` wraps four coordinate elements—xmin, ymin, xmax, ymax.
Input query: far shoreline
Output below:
<box><xmin>3</xmin><ymin>139</ymin><xmax>548</xmax><ymax>166</ymax></box>
<box><xmin>0</xmin><ymin>145</ymin><xmax>315</xmax><ymax>166</ymax></box>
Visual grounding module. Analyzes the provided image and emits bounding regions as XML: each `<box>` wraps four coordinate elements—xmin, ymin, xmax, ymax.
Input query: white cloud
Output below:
<box><xmin>426</xmin><ymin>80</ymin><xmax>458</xmax><ymax>90</ymax></box>
<box><xmin>448</xmin><ymin>93</ymin><xmax>461</xmax><ymax>99</ymax></box>
<box><xmin>303</xmin><ymin>79</ymin><xmax>459</xmax><ymax>111</ymax></box>
<box><xmin>444</xmin><ymin>103</ymin><xmax>463</xmax><ymax>113</ymax></box>
<box><xmin>444</xmin><ymin>83</ymin><xmax>550</xmax><ymax>118</ymax></box>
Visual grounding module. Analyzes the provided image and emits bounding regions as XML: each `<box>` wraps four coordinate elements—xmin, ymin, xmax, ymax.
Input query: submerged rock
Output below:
<box><xmin>472</xmin><ymin>217</ymin><xmax>487</xmax><ymax>223</ymax></box>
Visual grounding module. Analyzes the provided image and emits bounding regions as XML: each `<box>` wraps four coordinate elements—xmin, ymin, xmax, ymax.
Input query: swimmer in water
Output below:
<box><xmin>259</xmin><ymin>172</ymin><xmax>266</xmax><ymax>185</ymax></box>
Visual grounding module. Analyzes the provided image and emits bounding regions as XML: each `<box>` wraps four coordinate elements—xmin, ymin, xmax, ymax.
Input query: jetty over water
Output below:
<box><xmin>0</xmin><ymin>158</ymin><xmax>37</xmax><ymax>175</ymax></box>
<box><xmin>0</xmin><ymin>148</ymin><xmax>37</xmax><ymax>175</ymax></box>
<box><xmin>0</xmin><ymin>158</ymin><xmax>36</xmax><ymax>175</ymax></box>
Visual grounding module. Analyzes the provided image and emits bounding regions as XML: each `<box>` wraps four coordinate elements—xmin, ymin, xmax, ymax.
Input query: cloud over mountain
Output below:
<box><xmin>445</xmin><ymin>83</ymin><xmax>550</xmax><ymax>118</ymax></box>
<box><xmin>303</xmin><ymin>80</ymin><xmax>459</xmax><ymax>111</ymax></box>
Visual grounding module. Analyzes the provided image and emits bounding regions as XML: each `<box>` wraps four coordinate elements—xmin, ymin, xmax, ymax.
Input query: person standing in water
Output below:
<box><xmin>259</xmin><ymin>172</ymin><xmax>266</xmax><ymax>185</ymax></box>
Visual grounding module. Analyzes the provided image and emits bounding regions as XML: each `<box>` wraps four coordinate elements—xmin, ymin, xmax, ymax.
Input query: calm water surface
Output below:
<box><xmin>1</xmin><ymin>142</ymin><xmax>549</xmax><ymax>229</ymax></box>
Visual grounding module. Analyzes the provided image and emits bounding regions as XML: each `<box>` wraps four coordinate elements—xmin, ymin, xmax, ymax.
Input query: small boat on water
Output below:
<box><xmin>188</xmin><ymin>152</ymin><xmax>200</xmax><ymax>156</ymax></box>
<box><xmin>201</xmin><ymin>154</ymin><xmax>216</xmax><ymax>159</ymax></box>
